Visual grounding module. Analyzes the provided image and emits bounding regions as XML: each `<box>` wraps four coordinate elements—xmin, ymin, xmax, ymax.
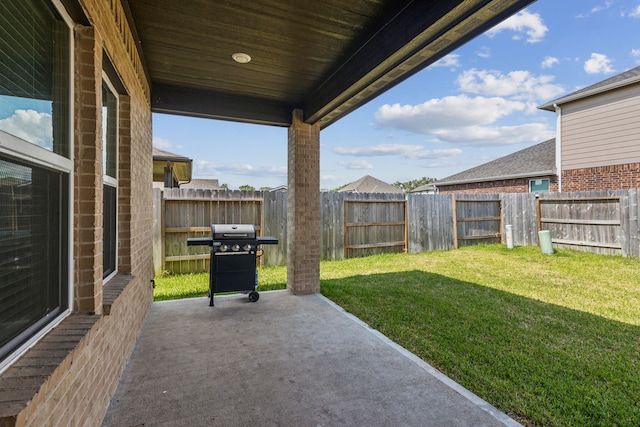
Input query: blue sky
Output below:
<box><xmin>2</xmin><ymin>1</ymin><xmax>639</xmax><ymax>190</ymax></box>
<box><xmin>151</xmin><ymin>0</ymin><xmax>640</xmax><ymax>190</ymax></box>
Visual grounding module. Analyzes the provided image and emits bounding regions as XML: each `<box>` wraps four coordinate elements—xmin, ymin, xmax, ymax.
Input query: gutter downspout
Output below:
<box><xmin>553</xmin><ymin>103</ymin><xmax>562</xmax><ymax>192</ymax></box>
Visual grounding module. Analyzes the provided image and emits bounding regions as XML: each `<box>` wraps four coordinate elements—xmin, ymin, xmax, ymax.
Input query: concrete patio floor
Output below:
<box><xmin>101</xmin><ymin>290</ymin><xmax>521</xmax><ymax>426</ymax></box>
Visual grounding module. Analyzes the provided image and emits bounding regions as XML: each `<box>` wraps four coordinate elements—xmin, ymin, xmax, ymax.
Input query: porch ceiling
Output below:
<box><xmin>125</xmin><ymin>0</ymin><xmax>536</xmax><ymax>128</ymax></box>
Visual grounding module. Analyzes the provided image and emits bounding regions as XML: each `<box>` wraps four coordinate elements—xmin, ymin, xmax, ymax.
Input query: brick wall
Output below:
<box><xmin>0</xmin><ymin>0</ymin><xmax>154</xmax><ymax>425</ymax></box>
<box><xmin>561</xmin><ymin>163</ymin><xmax>640</xmax><ymax>191</ymax></box>
<box><xmin>287</xmin><ymin>109</ymin><xmax>321</xmax><ymax>294</ymax></box>
<box><xmin>437</xmin><ymin>175</ymin><xmax>559</xmax><ymax>194</ymax></box>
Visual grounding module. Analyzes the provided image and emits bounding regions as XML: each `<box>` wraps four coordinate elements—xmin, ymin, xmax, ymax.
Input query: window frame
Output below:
<box><xmin>101</xmin><ymin>74</ymin><xmax>119</xmax><ymax>282</ymax></box>
<box><xmin>529</xmin><ymin>178</ymin><xmax>550</xmax><ymax>194</ymax></box>
<box><xmin>0</xmin><ymin>0</ymin><xmax>74</xmax><ymax>373</ymax></box>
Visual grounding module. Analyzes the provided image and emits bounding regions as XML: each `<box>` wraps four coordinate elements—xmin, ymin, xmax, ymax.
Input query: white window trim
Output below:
<box><xmin>529</xmin><ymin>178</ymin><xmax>550</xmax><ymax>193</ymax></box>
<box><xmin>0</xmin><ymin>0</ymin><xmax>74</xmax><ymax>374</ymax></box>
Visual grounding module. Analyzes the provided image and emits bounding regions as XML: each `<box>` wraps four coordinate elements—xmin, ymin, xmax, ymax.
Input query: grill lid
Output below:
<box><xmin>211</xmin><ymin>224</ymin><xmax>256</xmax><ymax>240</ymax></box>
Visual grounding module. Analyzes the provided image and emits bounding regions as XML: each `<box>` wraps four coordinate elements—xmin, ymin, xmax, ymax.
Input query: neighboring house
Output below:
<box><xmin>269</xmin><ymin>185</ymin><xmax>288</xmax><ymax>192</ymax></box>
<box><xmin>429</xmin><ymin>139</ymin><xmax>558</xmax><ymax>194</ymax></box>
<box><xmin>152</xmin><ymin>147</ymin><xmax>193</xmax><ymax>188</ymax></box>
<box><xmin>179</xmin><ymin>178</ymin><xmax>220</xmax><ymax>190</ymax></box>
<box><xmin>338</xmin><ymin>175</ymin><xmax>404</xmax><ymax>194</ymax></box>
<box><xmin>539</xmin><ymin>65</ymin><xmax>640</xmax><ymax>191</ymax></box>
<box><xmin>411</xmin><ymin>182</ymin><xmax>438</xmax><ymax>194</ymax></box>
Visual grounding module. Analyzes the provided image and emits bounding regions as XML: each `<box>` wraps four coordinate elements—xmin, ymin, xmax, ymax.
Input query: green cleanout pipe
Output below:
<box><xmin>538</xmin><ymin>230</ymin><xmax>554</xmax><ymax>254</ymax></box>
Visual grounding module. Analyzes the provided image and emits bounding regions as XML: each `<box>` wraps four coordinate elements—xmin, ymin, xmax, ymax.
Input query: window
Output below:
<box><xmin>102</xmin><ymin>78</ymin><xmax>118</xmax><ymax>280</ymax></box>
<box><xmin>530</xmin><ymin>178</ymin><xmax>550</xmax><ymax>194</ymax></box>
<box><xmin>0</xmin><ymin>0</ymin><xmax>72</xmax><ymax>370</ymax></box>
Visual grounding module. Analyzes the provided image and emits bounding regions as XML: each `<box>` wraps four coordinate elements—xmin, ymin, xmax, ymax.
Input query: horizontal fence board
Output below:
<box><xmin>541</xmin><ymin>218</ymin><xmax>620</xmax><ymax>226</ymax></box>
<box><xmin>346</xmin><ymin>241</ymin><xmax>405</xmax><ymax>249</ymax></box>
<box><xmin>551</xmin><ymin>238</ymin><xmax>622</xmax><ymax>249</ymax></box>
<box><xmin>459</xmin><ymin>234</ymin><xmax>501</xmax><ymax>240</ymax></box>
<box><xmin>457</xmin><ymin>216</ymin><xmax>501</xmax><ymax>223</ymax></box>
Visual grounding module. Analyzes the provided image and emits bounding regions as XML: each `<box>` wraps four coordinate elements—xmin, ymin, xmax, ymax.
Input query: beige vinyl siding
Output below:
<box><xmin>561</xmin><ymin>84</ymin><xmax>640</xmax><ymax>170</ymax></box>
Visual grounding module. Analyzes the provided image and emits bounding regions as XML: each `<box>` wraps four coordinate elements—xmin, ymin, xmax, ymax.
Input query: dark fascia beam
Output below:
<box><xmin>306</xmin><ymin>0</ymin><xmax>537</xmax><ymax>128</ymax></box>
<box><xmin>151</xmin><ymin>83</ymin><xmax>293</xmax><ymax>127</ymax></box>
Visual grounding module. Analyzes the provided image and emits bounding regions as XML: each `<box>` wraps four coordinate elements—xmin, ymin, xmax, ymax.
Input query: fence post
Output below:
<box><xmin>452</xmin><ymin>194</ymin><xmax>458</xmax><ymax>249</ymax></box>
<box><xmin>535</xmin><ymin>196</ymin><xmax>541</xmax><ymax>233</ymax></box>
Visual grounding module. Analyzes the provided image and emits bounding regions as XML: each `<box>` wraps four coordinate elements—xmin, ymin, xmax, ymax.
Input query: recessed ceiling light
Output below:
<box><xmin>232</xmin><ymin>53</ymin><xmax>251</xmax><ymax>64</ymax></box>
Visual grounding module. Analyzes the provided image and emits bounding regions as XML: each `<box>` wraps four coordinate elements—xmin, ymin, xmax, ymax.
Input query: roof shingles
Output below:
<box><xmin>436</xmin><ymin>139</ymin><xmax>555</xmax><ymax>186</ymax></box>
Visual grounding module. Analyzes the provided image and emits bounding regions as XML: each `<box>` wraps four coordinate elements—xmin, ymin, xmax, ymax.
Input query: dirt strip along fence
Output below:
<box><xmin>153</xmin><ymin>188</ymin><xmax>640</xmax><ymax>274</ymax></box>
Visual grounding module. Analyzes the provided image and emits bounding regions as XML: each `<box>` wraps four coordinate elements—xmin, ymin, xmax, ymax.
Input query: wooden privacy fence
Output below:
<box><xmin>155</xmin><ymin>188</ymin><xmax>264</xmax><ymax>274</ymax></box>
<box><xmin>536</xmin><ymin>195</ymin><xmax>624</xmax><ymax>255</ymax></box>
<box><xmin>452</xmin><ymin>196</ymin><xmax>501</xmax><ymax>248</ymax></box>
<box><xmin>344</xmin><ymin>199</ymin><xmax>407</xmax><ymax>258</ymax></box>
<box><xmin>153</xmin><ymin>187</ymin><xmax>640</xmax><ymax>274</ymax></box>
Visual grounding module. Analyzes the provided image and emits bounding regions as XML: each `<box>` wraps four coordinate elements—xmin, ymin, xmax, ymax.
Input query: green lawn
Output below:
<box><xmin>154</xmin><ymin>244</ymin><xmax>640</xmax><ymax>426</ymax></box>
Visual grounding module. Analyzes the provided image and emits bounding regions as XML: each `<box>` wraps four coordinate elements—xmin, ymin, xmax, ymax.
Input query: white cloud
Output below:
<box><xmin>591</xmin><ymin>1</ymin><xmax>613</xmax><ymax>14</ymax></box>
<box><xmin>338</xmin><ymin>159</ymin><xmax>373</xmax><ymax>170</ymax></box>
<box><xmin>456</xmin><ymin>69</ymin><xmax>565</xmax><ymax>102</ymax></box>
<box><xmin>373</xmin><ymin>95</ymin><xmax>554</xmax><ymax>147</ymax></box>
<box><xmin>375</xmin><ymin>95</ymin><xmax>527</xmax><ymax>135</ymax></box>
<box><xmin>152</xmin><ymin>137</ymin><xmax>174</xmax><ymax>149</ymax></box>
<box><xmin>541</xmin><ymin>56</ymin><xmax>559</xmax><ymax>69</ymax></box>
<box><xmin>632</xmin><ymin>49</ymin><xmax>640</xmax><ymax>63</ymax></box>
<box><xmin>627</xmin><ymin>5</ymin><xmax>640</xmax><ymax>17</ymax></box>
<box><xmin>432</xmin><ymin>54</ymin><xmax>460</xmax><ymax>68</ymax></box>
<box><xmin>194</xmin><ymin>160</ymin><xmax>286</xmax><ymax>178</ymax></box>
<box><xmin>334</xmin><ymin>144</ymin><xmax>425</xmax><ymax>157</ymax></box>
<box><xmin>433</xmin><ymin>123</ymin><xmax>555</xmax><ymax>146</ymax></box>
<box><xmin>411</xmin><ymin>148</ymin><xmax>462</xmax><ymax>159</ymax></box>
<box><xmin>477</xmin><ymin>46</ymin><xmax>491</xmax><ymax>59</ymax></box>
<box><xmin>485</xmin><ymin>11</ymin><xmax>548</xmax><ymax>43</ymax></box>
<box><xmin>584</xmin><ymin>53</ymin><xmax>615</xmax><ymax>74</ymax></box>
<box><xmin>576</xmin><ymin>1</ymin><xmax>614</xmax><ymax>18</ymax></box>
<box><xmin>333</xmin><ymin>144</ymin><xmax>462</xmax><ymax>161</ymax></box>
<box><xmin>0</xmin><ymin>109</ymin><xmax>52</xmax><ymax>149</ymax></box>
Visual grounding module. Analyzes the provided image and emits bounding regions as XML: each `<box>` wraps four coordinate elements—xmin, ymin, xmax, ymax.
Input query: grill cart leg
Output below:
<box><xmin>209</xmin><ymin>288</ymin><xmax>214</xmax><ymax>306</ymax></box>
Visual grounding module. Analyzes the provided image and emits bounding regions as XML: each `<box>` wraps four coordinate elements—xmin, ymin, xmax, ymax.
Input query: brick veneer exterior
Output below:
<box><xmin>0</xmin><ymin>0</ymin><xmax>154</xmax><ymax>425</ymax></box>
<box><xmin>561</xmin><ymin>163</ymin><xmax>640</xmax><ymax>192</ymax></box>
<box><xmin>437</xmin><ymin>175</ymin><xmax>559</xmax><ymax>194</ymax></box>
<box><xmin>287</xmin><ymin>109</ymin><xmax>321</xmax><ymax>294</ymax></box>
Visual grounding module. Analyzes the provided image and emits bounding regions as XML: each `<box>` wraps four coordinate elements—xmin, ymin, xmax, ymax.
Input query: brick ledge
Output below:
<box><xmin>0</xmin><ymin>274</ymin><xmax>135</xmax><ymax>425</ymax></box>
<box><xmin>103</xmin><ymin>274</ymin><xmax>134</xmax><ymax>315</ymax></box>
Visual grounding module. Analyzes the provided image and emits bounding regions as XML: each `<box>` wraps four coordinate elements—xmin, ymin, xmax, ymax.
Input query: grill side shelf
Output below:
<box><xmin>187</xmin><ymin>237</ymin><xmax>214</xmax><ymax>246</ymax></box>
<box><xmin>256</xmin><ymin>237</ymin><xmax>279</xmax><ymax>245</ymax></box>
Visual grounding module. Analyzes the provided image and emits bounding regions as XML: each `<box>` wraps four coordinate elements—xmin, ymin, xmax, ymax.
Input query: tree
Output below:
<box><xmin>220</xmin><ymin>183</ymin><xmax>229</xmax><ymax>190</ymax></box>
<box><xmin>259</xmin><ymin>186</ymin><xmax>272</xmax><ymax>191</ymax></box>
<box><xmin>239</xmin><ymin>184</ymin><xmax>255</xmax><ymax>191</ymax></box>
<box><xmin>392</xmin><ymin>177</ymin><xmax>437</xmax><ymax>192</ymax></box>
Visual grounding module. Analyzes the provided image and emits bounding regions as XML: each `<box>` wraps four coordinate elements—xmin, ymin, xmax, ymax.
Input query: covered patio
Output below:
<box><xmin>102</xmin><ymin>291</ymin><xmax>520</xmax><ymax>426</ymax></box>
<box><xmin>0</xmin><ymin>0</ymin><xmax>537</xmax><ymax>425</ymax></box>
<box><xmin>125</xmin><ymin>0</ymin><xmax>537</xmax><ymax>294</ymax></box>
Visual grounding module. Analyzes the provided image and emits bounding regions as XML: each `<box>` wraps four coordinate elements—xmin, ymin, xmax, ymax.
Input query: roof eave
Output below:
<box><xmin>538</xmin><ymin>74</ymin><xmax>640</xmax><ymax>111</ymax></box>
<box><xmin>436</xmin><ymin>170</ymin><xmax>556</xmax><ymax>187</ymax></box>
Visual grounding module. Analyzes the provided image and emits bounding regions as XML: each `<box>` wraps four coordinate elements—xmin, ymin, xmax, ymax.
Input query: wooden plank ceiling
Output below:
<box><xmin>125</xmin><ymin>0</ymin><xmax>536</xmax><ymax>128</ymax></box>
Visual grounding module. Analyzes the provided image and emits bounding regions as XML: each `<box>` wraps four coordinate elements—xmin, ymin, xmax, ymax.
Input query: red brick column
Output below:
<box><xmin>287</xmin><ymin>109</ymin><xmax>320</xmax><ymax>294</ymax></box>
<box><xmin>74</xmin><ymin>26</ymin><xmax>103</xmax><ymax>313</ymax></box>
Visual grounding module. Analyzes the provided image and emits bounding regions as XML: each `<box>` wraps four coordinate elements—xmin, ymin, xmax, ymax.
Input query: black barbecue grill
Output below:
<box><xmin>187</xmin><ymin>224</ymin><xmax>278</xmax><ymax>306</ymax></box>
